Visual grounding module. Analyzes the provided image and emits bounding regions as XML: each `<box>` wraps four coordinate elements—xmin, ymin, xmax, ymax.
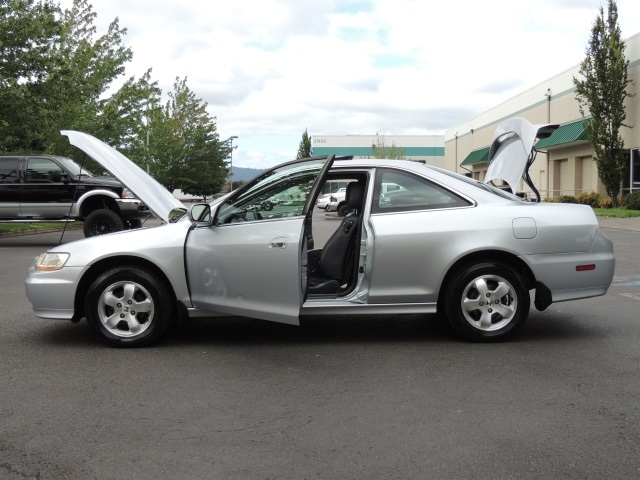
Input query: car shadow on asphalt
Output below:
<box><xmin>29</xmin><ymin>309</ymin><xmax>606</xmax><ymax>349</ymax></box>
<box><xmin>167</xmin><ymin>311</ymin><xmax>607</xmax><ymax>347</ymax></box>
<box><xmin>168</xmin><ymin>314</ymin><xmax>456</xmax><ymax>346</ymax></box>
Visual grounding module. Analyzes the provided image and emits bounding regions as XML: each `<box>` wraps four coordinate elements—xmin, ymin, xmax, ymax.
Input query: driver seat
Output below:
<box><xmin>308</xmin><ymin>182</ymin><xmax>365</xmax><ymax>294</ymax></box>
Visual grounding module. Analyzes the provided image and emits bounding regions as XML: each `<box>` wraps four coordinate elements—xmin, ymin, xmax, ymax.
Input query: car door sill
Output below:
<box><xmin>301</xmin><ymin>301</ymin><xmax>437</xmax><ymax>315</ymax></box>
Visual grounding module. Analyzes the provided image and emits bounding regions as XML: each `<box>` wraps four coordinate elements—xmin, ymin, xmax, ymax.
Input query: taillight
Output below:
<box><xmin>576</xmin><ymin>264</ymin><xmax>596</xmax><ymax>271</ymax></box>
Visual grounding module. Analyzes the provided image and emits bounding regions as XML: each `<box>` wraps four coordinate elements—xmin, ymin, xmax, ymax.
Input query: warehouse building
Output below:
<box><xmin>445</xmin><ymin>32</ymin><xmax>640</xmax><ymax>198</ymax></box>
<box><xmin>311</xmin><ymin>134</ymin><xmax>445</xmax><ymax>168</ymax></box>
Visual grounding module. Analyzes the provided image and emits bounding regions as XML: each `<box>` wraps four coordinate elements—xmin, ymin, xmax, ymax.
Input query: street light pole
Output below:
<box><xmin>227</xmin><ymin>135</ymin><xmax>238</xmax><ymax>191</ymax></box>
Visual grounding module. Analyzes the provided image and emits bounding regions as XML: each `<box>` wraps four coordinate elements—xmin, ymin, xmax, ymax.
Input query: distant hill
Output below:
<box><xmin>232</xmin><ymin>166</ymin><xmax>264</xmax><ymax>182</ymax></box>
<box><xmin>172</xmin><ymin>167</ymin><xmax>266</xmax><ymax>200</ymax></box>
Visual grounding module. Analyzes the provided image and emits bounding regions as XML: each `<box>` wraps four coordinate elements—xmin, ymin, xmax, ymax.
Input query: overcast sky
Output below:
<box><xmin>59</xmin><ymin>0</ymin><xmax>640</xmax><ymax>168</ymax></box>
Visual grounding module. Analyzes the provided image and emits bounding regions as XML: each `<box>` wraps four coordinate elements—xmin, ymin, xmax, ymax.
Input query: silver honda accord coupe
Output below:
<box><xmin>24</xmin><ymin>118</ymin><xmax>615</xmax><ymax>347</ymax></box>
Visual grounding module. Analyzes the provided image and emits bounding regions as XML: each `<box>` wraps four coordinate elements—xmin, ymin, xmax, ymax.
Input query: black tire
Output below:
<box><xmin>85</xmin><ymin>266</ymin><xmax>174</xmax><ymax>347</ymax></box>
<box><xmin>444</xmin><ymin>262</ymin><xmax>530</xmax><ymax>342</ymax></box>
<box><xmin>83</xmin><ymin>209</ymin><xmax>125</xmax><ymax>237</ymax></box>
<box><xmin>337</xmin><ymin>203</ymin><xmax>351</xmax><ymax>217</ymax></box>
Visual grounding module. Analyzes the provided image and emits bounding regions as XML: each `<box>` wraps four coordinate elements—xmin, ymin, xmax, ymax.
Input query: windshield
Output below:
<box><xmin>431</xmin><ymin>167</ymin><xmax>523</xmax><ymax>201</ymax></box>
<box><xmin>56</xmin><ymin>156</ymin><xmax>94</xmax><ymax>177</ymax></box>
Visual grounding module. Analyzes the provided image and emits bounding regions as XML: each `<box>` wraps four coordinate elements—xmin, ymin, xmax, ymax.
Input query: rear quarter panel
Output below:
<box><xmin>366</xmin><ymin>201</ymin><xmax>603</xmax><ymax>305</ymax></box>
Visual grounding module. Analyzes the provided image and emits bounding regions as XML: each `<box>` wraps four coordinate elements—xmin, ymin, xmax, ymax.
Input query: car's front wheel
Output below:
<box><xmin>85</xmin><ymin>266</ymin><xmax>174</xmax><ymax>347</ymax></box>
<box><xmin>444</xmin><ymin>262</ymin><xmax>530</xmax><ymax>342</ymax></box>
<box><xmin>83</xmin><ymin>209</ymin><xmax>125</xmax><ymax>237</ymax></box>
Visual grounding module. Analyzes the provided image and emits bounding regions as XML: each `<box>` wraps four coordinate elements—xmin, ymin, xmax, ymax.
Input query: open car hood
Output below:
<box><xmin>484</xmin><ymin>118</ymin><xmax>558</xmax><ymax>194</ymax></box>
<box><xmin>62</xmin><ymin>130</ymin><xmax>186</xmax><ymax>223</ymax></box>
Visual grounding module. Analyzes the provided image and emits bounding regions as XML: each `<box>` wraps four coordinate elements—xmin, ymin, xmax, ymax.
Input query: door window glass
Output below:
<box><xmin>372</xmin><ymin>168</ymin><xmax>470</xmax><ymax>213</ymax></box>
<box><xmin>0</xmin><ymin>158</ymin><xmax>19</xmax><ymax>184</ymax></box>
<box><xmin>25</xmin><ymin>158</ymin><xmax>65</xmax><ymax>182</ymax></box>
<box><xmin>216</xmin><ymin>159</ymin><xmax>325</xmax><ymax>224</ymax></box>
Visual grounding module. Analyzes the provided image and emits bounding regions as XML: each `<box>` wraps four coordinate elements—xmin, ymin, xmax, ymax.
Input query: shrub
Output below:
<box><xmin>575</xmin><ymin>191</ymin><xmax>601</xmax><ymax>208</ymax></box>
<box><xmin>556</xmin><ymin>195</ymin><xmax>577</xmax><ymax>204</ymax></box>
<box><xmin>542</xmin><ymin>197</ymin><xmax>558</xmax><ymax>203</ymax></box>
<box><xmin>622</xmin><ymin>191</ymin><xmax>640</xmax><ymax>210</ymax></box>
<box><xmin>598</xmin><ymin>198</ymin><xmax>613</xmax><ymax>209</ymax></box>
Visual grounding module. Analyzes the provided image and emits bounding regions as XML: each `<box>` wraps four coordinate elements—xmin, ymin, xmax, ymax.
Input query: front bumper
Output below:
<box><xmin>116</xmin><ymin>198</ymin><xmax>150</xmax><ymax>220</ymax></box>
<box><xmin>24</xmin><ymin>264</ymin><xmax>85</xmax><ymax>321</ymax></box>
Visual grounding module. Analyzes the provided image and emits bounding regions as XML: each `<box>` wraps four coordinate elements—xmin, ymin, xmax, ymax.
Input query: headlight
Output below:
<box><xmin>35</xmin><ymin>252</ymin><xmax>70</xmax><ymax>271</ymax></box>
<box><xmin>122</xmin><ymin>188</ymin><xmax>135</xmax><ymax>199</ymax></box>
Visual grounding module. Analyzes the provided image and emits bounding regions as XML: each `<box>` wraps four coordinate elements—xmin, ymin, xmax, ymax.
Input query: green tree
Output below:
<box><xmin>0</xmin><ymin>0</ymin><xmax>160</xmax><ymax>161</ymax></box>
<box><xmin>370</xmin><ymin>130</ymin><xmax>406</xmax><ymax>159</ymax></box>
<box><xmin>231</xmin><ymin>180</ymin><xmax>246</xmax><ymax>191</ymax></box>
<box><xmin>0</xmin><ymin>0</ymin><xmax>60</xmax><ymax>152</ymax></box>
<box><xmin>573</xmin><ymin>0</ymin><xmax>633</xmax><ymax>206</ymax></box>
<box><xmin>147</xmin><ymin>77</ymin><xmax>228</xmax><ymax>196</ymax></box>
<box><xmin>296</xmin><ymin>127</ymin><xmax>312</xmax><ymax>158</ymax></box>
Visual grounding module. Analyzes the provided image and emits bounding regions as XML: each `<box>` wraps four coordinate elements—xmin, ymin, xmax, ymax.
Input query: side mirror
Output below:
<box><xmin>187</xmin><ymin>203</ymin><xmax>212</xmax><ymax>225</ymax></box>
<box><xmin>52</xmin><ymin>171</ymin><xmax>63</xmax><ymax>182</ymax></box>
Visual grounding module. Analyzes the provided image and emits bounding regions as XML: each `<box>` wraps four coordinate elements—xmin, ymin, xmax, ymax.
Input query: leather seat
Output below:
<box><xmin>308</xmin><ymin>182</ymin><xmax>365</xmax><ymax>294</ymax></box>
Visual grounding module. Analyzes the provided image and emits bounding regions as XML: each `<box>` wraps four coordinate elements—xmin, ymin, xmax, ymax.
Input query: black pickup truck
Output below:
<box><xmin>0</xmin><ymin>154</ymin><xmax>149</xmax><ymax>237</ymax></box>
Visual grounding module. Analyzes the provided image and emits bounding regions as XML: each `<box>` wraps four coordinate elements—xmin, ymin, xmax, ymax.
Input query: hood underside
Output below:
<box><xmin>62</xmin><ymin>130</ymin><xmax>186</xmax><ymax>222</ymax></box>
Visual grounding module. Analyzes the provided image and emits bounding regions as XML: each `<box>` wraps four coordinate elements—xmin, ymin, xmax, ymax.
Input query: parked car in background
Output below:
<box><xmin>260</xmin><ymin>197</ymin><xmax>279</xmax><ymax>211</ymax></box>
<box><xmin>316</xmin><ymin>192</ymin><xmax>332</xmax><ymax>209</ymax></box>
<box><xmin>317</xmin><ymin>187</ymin><xmax>345</xmax><ymax>210</ymax></box>
<box><xmin>0</xmin><ymin>154</ymin><xmax>149</xmax><ymax>237</ymax></box>
<box><xmin>325</xmin><ymin>187</ymin><xmax>349</xmax><ymax>215</ymax></box>
<box><xmin>25</xmin><ymin>121</ymin><xmax>615</xmax><ymax>347</ymax></box>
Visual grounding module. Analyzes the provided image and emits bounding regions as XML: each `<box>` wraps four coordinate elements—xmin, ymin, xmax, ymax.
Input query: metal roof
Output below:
<box><xmin>535</xmin><ymin>119</ymin><xmax>590</xmax><ymax>149</ymax></box>
<box><xmin>460</xmin><ymin>147</ymin><xmax>490</xmax><ymax>166</ymax></box>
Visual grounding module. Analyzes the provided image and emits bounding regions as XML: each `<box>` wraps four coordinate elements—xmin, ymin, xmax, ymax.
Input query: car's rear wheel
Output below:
<box><xmin>83</xmin><ymin>209</ymin><xmax>125</xmax><ymax>237</ymax></box>
<box><xmin>444</xmin><ymin>262</ymin><xmax>529</xmax><ymax>342</ymax></box>
<box><xmin>85</xmin><ymin>266</ymin><xmax>174</xmax><ymax>347</ymax></box>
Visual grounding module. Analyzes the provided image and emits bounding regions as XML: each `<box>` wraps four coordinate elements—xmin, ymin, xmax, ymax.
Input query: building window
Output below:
<box><xmin>632</xmin><ymin>149</ymin><xmax>640</xmax><ymax>190</ymax></box>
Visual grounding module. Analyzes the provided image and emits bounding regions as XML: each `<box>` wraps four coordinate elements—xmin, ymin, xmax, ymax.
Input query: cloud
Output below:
<box><xmin>60</xmin><ymin>0</ymin><xmax>640</xmax><ymax>168</ymax></box>
<box><xmin>474</xmin><ymin>79</ymin><xmax>525</xmax><ymax>95</ymax></box>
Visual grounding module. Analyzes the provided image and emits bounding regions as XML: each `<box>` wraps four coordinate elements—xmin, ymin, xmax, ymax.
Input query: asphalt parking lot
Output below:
<box><xmin>1</xmin><ymin>215</ymin><xmax>639</xmax><ymax>479</ymax></box>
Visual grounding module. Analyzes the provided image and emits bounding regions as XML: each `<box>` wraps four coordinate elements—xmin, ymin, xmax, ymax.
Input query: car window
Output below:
<box><xmin>25</xmin><ymin>158</ymin><xmax>66</xmax><ymax>182</ymax></box>
<box><xmin>55</xmin><ymin>156</ymin><xmax>94</xmax><ymax>177</ymax></box>
<box><xmin>216</xmin><ymin>159</ymin><xmax>325</xmax><ymax>224</ymax></box>
<box><xmin>0</xmin><ymin>158</ymin><xmax>19</xmax><ymax>184</ymax></box>
<box><xmin>372</xmin><ymin>168</ymin><xmax>471</xmax><ymax>213</ymax></box>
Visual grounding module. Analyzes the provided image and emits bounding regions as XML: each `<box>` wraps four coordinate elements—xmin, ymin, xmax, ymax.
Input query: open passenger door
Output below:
<box><xmin>185</xmin><ymin>156</ymin><xmax>335</xmax><ymax>325</ymax></box>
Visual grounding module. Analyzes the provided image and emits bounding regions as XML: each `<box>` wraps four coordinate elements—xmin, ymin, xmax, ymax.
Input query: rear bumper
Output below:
<box><xmin>525</xmin><ymin>229</ymin><xmax>615</xmax><ymax>305</ymax></box>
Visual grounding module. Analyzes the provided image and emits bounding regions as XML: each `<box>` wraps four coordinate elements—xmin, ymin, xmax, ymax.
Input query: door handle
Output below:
<box><xmin>268</xmin><ymin>236</ymin><xmax>289</xmax><ymax>249</ymax></box>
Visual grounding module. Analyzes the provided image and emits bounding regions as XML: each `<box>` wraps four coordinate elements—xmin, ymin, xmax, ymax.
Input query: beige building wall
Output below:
<box><xmin>445</xmin><ymin>32</ymin><xmax>640</xmax><ymax>199</ymax></box>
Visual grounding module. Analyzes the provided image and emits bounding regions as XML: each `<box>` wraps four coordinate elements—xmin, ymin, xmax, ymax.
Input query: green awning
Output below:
<box><xmin>460</xmin><ymin>147</ymin><xmax>489</xmax><ymax>166</ymax></box>
<box><xmin>535</xmin><ymin>119</ymin><xmax>590</xmax><ymax>149</ymax></box>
